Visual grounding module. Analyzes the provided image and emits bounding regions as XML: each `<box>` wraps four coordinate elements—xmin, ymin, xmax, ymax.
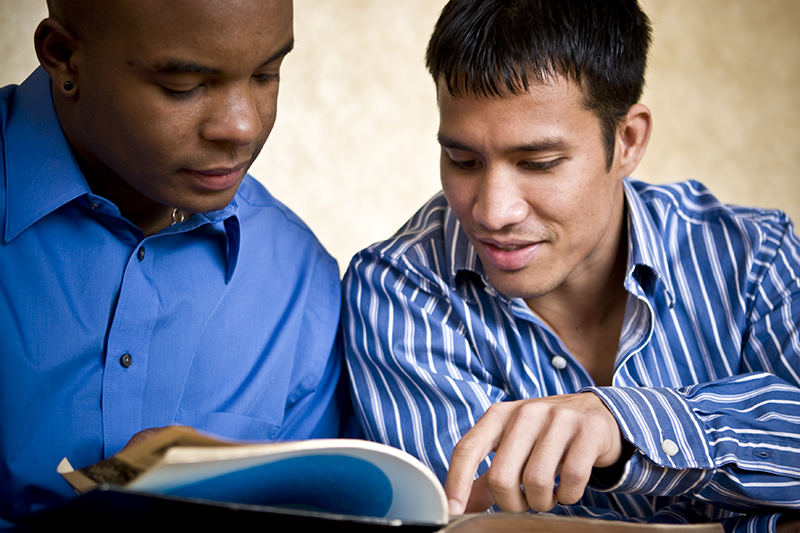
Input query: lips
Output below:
<box><xmin>184</xmin><ymin>162</ymin><xmax>249</xmax><ymax>192</ymax></box>
<box><xmin>490</xmin><ymin>242</ymin><xmax>528</xmax><ymax>252</ymax></box>
<box><xmin>478</xmin><ymin>237</ymin><xmax>543</xmax><ymax>271</ymax></box>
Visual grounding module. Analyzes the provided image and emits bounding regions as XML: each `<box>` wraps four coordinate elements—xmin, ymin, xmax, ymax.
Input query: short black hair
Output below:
<box><xmin>425</xmin><ymin>0</ymin><xmax>652</xmax><ymax>170</ymax></box>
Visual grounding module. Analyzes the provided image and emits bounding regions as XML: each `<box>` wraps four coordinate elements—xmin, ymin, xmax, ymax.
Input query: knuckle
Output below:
<box><xmin>524</xmin><ymin>486</ymin><xmax>558</xmax><ymax>512</ymax></box>
<box><xmin>553</xmin><ymin>466</ymin><xmax>590</xmax><ymax>506</ymax></box>
<box><xmin>481</xmin><ymin>402</ymin><xmax>510</xmax><ymax>423</ymax></box>
<box><xmin>558</xmin><ymin>463</ymin><xmax>588</xmax><ymax>487</ymax></box>
<box><xmin>521</xmin><ymin>470</ymin><xmax>554</xmax><ymax>494</ymax></box>
<box><xmin>453</xmin><ymin>431</ymin><xmax>483</xmax><ymax>456</ymax></box>
<box><xmin>485</xmin><ymin>464</ymin><xmax>518</xmax><ymax>490</ymax></box>
<box><xmin>513</xmin><ymin>402</ymin><xmax>541</xmax><ymax>424</ymax></box>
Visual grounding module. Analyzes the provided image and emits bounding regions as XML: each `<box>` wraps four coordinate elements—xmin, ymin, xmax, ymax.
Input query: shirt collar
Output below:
<box><xmin>169</xmin><ymin>201</ymin><xmax>241</xmax><ymax>284</ymax></box>
<box><xmin>443</xmin><ymin>178</ymin><xmax>676</xmax><ymax>306</ymax></box>
<box><xmin>4</xmin><ymin>68</ymin><xmax>88</xmax><ymax>243</ymax></box>
<box><xmin>3</xmin><ymin>67</ymin><xmax>242</xmax><ymax>283</ymax></box>
<box><xmin>442</xmin><ymin>204</ymin><xmax>493</xmax><ymax>303</ymax></box>
<box><xmin>622</xmin><ymin>178</ymin><xmax>676</xmax><ymax>307</ymax></box>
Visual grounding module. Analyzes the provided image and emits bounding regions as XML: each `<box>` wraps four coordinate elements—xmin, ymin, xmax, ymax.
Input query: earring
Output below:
<box><xmin>63</xmin><ymin>80</ymin><xmax>74</xmax><ymax>91</ymax></box>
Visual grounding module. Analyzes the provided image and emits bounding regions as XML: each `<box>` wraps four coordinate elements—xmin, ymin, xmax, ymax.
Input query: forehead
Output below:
<box><xmin>87</xmin><ymin>0</ymin><xmax>293</xmax><ymax>68</ymax></box>
<box><xmin>437</xmin><ymin>78</ymin><xmax>602</xmax><ymax>150</ymax></box>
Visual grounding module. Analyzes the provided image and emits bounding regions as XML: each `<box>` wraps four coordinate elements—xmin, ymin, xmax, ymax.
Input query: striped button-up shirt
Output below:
<box><xmin>343</xmin><ymin>179</ymin><xmax>800</xmax><ymax>532</ymax></box>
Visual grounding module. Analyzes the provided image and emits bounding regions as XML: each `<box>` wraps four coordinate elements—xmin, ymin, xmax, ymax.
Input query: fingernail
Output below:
<box><xmin>448</xmin><ymin>498</ymin><xmax>464</xmax><ymax>516</ymax></box>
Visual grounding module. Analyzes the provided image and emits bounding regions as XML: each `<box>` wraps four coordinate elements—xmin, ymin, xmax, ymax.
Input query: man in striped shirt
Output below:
<box><xmin>343</xmin><ymin>0</ymin><xmax>800</xmax><ymax>531</ymax></box>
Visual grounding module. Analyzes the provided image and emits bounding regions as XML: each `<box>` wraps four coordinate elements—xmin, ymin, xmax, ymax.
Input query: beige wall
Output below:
<box><xmin>639</xmin><ymin>0</ymin><xmax>800</xmax><ymax>224</ymax></box>
<box><xmin>2</xmin><ymin>1</ymin><xmax>798</xmax><ymax>274</ymax></box>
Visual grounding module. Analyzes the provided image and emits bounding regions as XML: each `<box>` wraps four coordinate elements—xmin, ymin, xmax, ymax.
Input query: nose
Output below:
<box><xmin>200</xmin><ymin>84</ymin><xmax>264</xmax><ymax>146</ymax></box>
<box><xmin>472</xmin><ymin>166</ymin><xmax>529</xmax><ymax>231</ymax></box>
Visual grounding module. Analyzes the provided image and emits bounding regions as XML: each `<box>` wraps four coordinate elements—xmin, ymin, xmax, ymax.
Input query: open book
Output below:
<box><xmin>56</xmin><ymin>426</ymin><xmax>447</xmax><ymax>526</ymax></box>
<box><xmin>44</xmin><ymin>427</ymin><xmax>723</xmax><ymax>532</ymax></box>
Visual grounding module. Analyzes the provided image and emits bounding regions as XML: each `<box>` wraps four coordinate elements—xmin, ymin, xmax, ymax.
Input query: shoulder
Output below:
<box><xmin>343</xmin><ymin>193</ymin><xmax>473</xmax><ymax>339</ymax></box>
<box><xmin>345</xmin><ymin>192</ymin><xmax>453</xmax><ymax>287</ymax></box>
<box><xmin>628</xmin><ymin>178</ymin><xmax>794</xmax><ymax>244</ymax></box>
<box><xmin>235</xmin><ymin>175</ymin><xmax>328</xmax><ymax>247</ymax></box>
<box><xmin>235</xmin><ymin>175</ymin><xmax>315</xmax><ymax>232</ymax></box>
<box><xmin>234</xmin><ymin>175</ymin><xmax>339</xmax><ymax>276</ymax></box>
<box><xmin>626</xmin><ymin>179</ymin><xmax>799</xmax><ymax>294</ymax></box>
<box><xmin>358</xmin><ymin>192</ymin><xmax>450</xmax><ymax>263</ymax></box>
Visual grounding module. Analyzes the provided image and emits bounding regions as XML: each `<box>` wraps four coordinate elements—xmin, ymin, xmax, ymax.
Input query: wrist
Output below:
<box><xmin>590</xmin><ymin>439</ymin><xmax>635</xmax><ymax>489</ymax></box>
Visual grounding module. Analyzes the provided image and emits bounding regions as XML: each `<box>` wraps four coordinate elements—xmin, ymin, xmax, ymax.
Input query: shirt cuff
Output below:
<box><xmin>581</xmin><ymin>386</ymin><xmax>714</xmax><ymax>493</ymax></box>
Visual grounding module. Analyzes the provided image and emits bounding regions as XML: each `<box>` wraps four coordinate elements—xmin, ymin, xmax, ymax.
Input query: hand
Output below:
<box><xmin>444</xmin><ymin>392</ymin><xmax>624</xmax><ymax>515</ymax></box>
<box><xmin>120</xmin><ymin>425</ymin><xmax>198</xmax><ymax>452</ymax></box>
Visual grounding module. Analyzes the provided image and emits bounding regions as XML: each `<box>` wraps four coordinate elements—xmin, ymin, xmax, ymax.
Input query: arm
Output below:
<box><xmin>583</xmin><ymin>222</ymin><xmax>800</xmax><ymax>513</ymax></box>
<box><xmin>446</xmin><ymin>373</ymin><xmax>800</xmax><ymax>518</ymax></box>
<box><xmin>585</xmin><ymin>372</ymin><xmax>800</xmax><ymax>511</ymax></box>
<box><xmin>448</xmin><ymin>223</ymin><xmax>800</xmax><ymax>519</ymax></box>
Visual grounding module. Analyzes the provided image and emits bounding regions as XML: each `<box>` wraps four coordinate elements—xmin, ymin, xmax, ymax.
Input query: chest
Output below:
<box><xmin>457</xmin><ymin>289</ymin><xmax>748</xmax><ymax>398</ymax></box>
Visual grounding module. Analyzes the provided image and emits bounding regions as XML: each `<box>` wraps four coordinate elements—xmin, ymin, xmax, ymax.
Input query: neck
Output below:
<box><xmin>82</xmin><ymin>165</ymin><xmax>176</xmax><ymax>236</ymax></box>
<box><xmin>530</xmin><ymin>231</ymin><xmax>628</xmax><ymax>327</ymax></box>
<box><xmin>526</xmin><ymin>205</ymin><xmax>630</xmax><ymax>386</ymax></box>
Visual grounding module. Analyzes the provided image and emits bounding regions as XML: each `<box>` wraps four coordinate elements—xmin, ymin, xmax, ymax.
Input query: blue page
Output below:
<box><xmin>162</xmin><ymin>454</ymin><xmax>393</xmax><ymax>518</ymax></box>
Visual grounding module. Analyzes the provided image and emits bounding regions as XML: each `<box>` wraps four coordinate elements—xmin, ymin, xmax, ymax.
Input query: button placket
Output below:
<box><xmin>101</xmin><ymin>239</ymin><xmax>158</xmax><ymax>456</ymax></box>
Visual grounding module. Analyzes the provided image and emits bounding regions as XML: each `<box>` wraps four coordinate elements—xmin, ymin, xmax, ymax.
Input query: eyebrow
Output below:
<box><xmin>437</xmin><ymin>134</ymin><xmax>570</xmax><ymax>156</ymax></box>
<box><xmin>148</xmin><ymin>38</ymin><xmax>295</xmax><ymax>76</ymax></box>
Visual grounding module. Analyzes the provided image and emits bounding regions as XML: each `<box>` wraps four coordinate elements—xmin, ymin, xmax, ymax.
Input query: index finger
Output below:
<box><xmin>444</xmin><ymin>407</ymin><xmax>507</xmax><ymax>515</ymax></box>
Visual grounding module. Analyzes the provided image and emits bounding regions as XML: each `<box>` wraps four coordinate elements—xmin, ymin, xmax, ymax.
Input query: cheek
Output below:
<box><xmin>558</xmin><ymin>167</ymin><xmax>615</xmax><ymax>216</ymax></box>
<box><xmin>440</xmin><ymin>174</ymin><xmax>472</xmax><ymax>221</ymax></box>
<box><xmin>102</xmin><ymin>93</ymin><xmax>175</xmax><ymax>148</ymax></box>
<box><xmin>565</xmin><ymin>184</ymin><xmax>620</xmax><ymax>248</ymax></box>
<box><xmin>104</xmin><ymin>109</ymin><xmax>191</xmax><ymax>178</ymax></box>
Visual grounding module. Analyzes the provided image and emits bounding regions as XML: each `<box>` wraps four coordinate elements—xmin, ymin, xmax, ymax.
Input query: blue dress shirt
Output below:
<box><xmin>0</xmin><ymin>69</ymin><xmax>347</xmax><ymax>520</ymax></box>
<box><xmin>343</xmin><ymin>181</ymin><xmax>800</xmax><ymax>532</ymax></box>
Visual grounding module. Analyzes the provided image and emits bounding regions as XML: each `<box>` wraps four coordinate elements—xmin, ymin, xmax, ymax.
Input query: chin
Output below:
<box><xmin>183</xmin><ymin>190</ymin><xmax>240</xmax><ymax>214</ymax></box>
<box><xmin>486</xmin><ymin>267</ymin><xmax>563</xmax><ymax>300</ymax></box>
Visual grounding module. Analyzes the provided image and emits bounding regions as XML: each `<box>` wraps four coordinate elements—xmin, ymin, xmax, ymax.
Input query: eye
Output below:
<box><xmin>162</xmin><ymin>85</ymin><xmax>201</xmax><ymax>100</ymax></box>
<box><xmin>443</xmin><ymin>149</ymin><xmax>482</xmax><ymax>171</ymax></box>
<box><xmin>447</xmin><ymin>157</ymin><xmax>483</xmax><ymax>171</ymax></box>
<box><xmin>519</xmin><ymin>159</ymin><xmax>562</xmax><ymax>172</ymax></box>
<box><xmin>253</xmin><ymin>73</ymin><xmax>281</xmax><ymax>83</ymax></box>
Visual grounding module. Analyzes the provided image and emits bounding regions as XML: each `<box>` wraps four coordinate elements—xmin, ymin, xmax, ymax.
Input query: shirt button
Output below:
<box><xmin>551</xmin><ymin>356</ymin><xmax>567</xmax><ymax>370</ymax></box>
<box><xmin>88</xmin><ymin>202</ymin><xmax>100</xmax><ymax>211</ymax></box>
<box><xmin>137</xmin><ymin>247</ymin><xmax>146</xmax><ymax>261</ymax></box>
<box><xmin>120</xmin><ymin>353</ymin><xmax>133</xmax><ymax>368</ymax></box>
<box><xmin>661</xmin><ymin>439</ymin><xmax>679</xmax><ymax>456</ymax></box>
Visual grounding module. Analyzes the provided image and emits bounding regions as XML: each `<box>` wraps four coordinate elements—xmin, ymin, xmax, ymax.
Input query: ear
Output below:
<box><xmin>615</xmin><ymin>103</ymin><xmax>652</xmax><ymax>177</ymax></box>
<box><xmin>34</xmin><ymin>17</ymin><xmax>82</xmax><ymax>99</ymax></box>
